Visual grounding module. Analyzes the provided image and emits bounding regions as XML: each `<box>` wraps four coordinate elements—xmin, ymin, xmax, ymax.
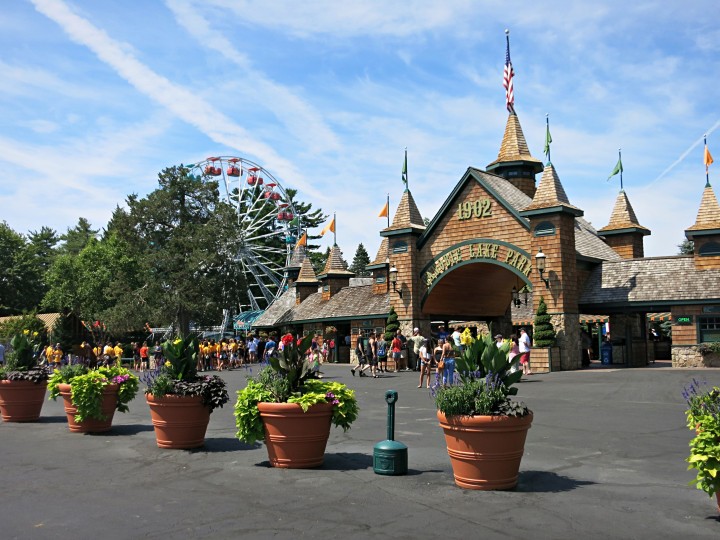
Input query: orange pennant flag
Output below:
<box><xmin>378</xmin><ymin>201</ymin><xmax>389</xmax><ymax>218</ymax></box>
<box><xmin>320</xmin><ymin>217</ymin><xmax>335</xmax><ymax>236</ymax></box>
<box><xmin>705</xmin><ymin>144</ymin><xmax>714</xmax><ymax>168</ymax></box>
<box><xmin>295</xmin><ymin>232</ymin><xmax>307</xmax><ymax>247</ymax></box>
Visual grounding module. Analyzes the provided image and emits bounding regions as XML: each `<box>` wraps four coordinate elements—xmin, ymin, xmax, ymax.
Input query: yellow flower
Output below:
<box><xmin>32</xmin><ymin>331</ymin><xmax>38</xmax><ymax>337</ymax></box>
<box><xmin>460</xmin><ymin>327</ymin><xmax>474</xmax><ymax>346</ymax></box>
<box><xmin>165</xmin><ymin>361</ymin><xmax>172</xmax><ymax>368</ymax></box>
<box><xmin>174</xmin><ymin>338</ymin><xmax>181</xmax><ymax>345</ymax></box>
<box><xmin>23</xmin><ymin>329</ymin><xmax>29</xmax><ymax>335</ymax></box>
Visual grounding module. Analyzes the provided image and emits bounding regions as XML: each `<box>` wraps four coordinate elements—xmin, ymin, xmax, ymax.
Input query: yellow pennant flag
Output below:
<box><xmin>705</xmin><ymin>144</ymin><xmax>714</xmax><ymax>168</ymax></box>
<box><xmin>295</xmin><ymin>232</ymin><xmax>307</xmax><ymax>247</ymax></box>
<box><xmin>378</xmin><ymin>201</ymin><xmax>388</xmax><ymax>218</ymax></box>
<box><xmin>320</xmin><ymin>217</ymin><xmax>335</xmax><ymax>236</ymax></box>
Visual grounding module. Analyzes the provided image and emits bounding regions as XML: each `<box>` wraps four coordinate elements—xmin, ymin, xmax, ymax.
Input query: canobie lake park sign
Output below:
<box><xmin>421</xmin><ymin>240</ymin><xmax>532</xmax><ymax>290</ymax></box>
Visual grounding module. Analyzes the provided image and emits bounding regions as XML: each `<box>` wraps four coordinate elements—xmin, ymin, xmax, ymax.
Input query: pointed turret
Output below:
<box><xmin>295</xmin><ymin>257</ymin><xmax>319</xmax><ymax>304</ymax></box>
<box><xmin>383</xmin><ymin>190</ymin><xmax>425</xmax><ymax>233</ymax></box>
<box><xmin>318</xmin><ymin>244</ymin><xmax>354</xmax><ymax>300</ymax></box>
<box><xmin>521</xmin><ymin>163</ymin><xmax>583</xmax><ymax>216</ymax></box>
<box><xmin>685</xmin><ymin>183</ymin><xmax>720</xmax><ymax>268</ymax></box>
<box><xmin>285</xmin><ymin>244</ymin><xmax>307</xmax><ymax>283</ymax></box>
<box><xmin>598</xmin><ymin>190</ymin><xmax>650</xmax><ymax>259</ymax></box>
<box><xmin>366</xmin><ymin>237</ymin><xmax>390</xmax><ymax>295</ymax></box>
<box><xmin>486</xmin><ymin>112</ymin><xmax>543</xmax><ymax>198</ymax></box>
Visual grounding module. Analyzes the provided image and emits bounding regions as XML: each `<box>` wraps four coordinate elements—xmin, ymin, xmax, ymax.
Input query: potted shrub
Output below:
<box><xmin>47</xmin><ymin>365</ymin><xmax>139</xmax><ymax>433</ymax></box>
<box><xmin>434</xmin><ymin>330</ymin><xmax>532</xmax><ymax>490</ymax></box>
<box><xmin>683</xmin><ymin>379</ymin><xmax>720</xmax><ymax>512</ymax></box>
<box><xmin>235</xmin><ymin>332</ymin><xmax>359</xmax><ymax>468</ymax></box>
<box><xmin>145</xmin><ymin>334</ymin><xmax>229</xmax><ymax>449</ymax></box>
<box><xmin>0</xmin><ymin>331</ymin><xmax>49</xmax><ymax>422</ymax></box>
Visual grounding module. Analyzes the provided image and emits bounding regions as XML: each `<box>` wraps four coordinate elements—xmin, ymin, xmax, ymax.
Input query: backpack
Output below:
<box><xmin>377</xmin><ymin>340</ymin><xmax>387</xmax><ymax>357</ymax></box>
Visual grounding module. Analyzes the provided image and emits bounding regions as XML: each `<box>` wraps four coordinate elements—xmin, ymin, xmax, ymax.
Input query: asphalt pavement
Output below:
<box><xmin>2</xmin><ymin>363</ymin><xmax>720</xmax><ymax>539</ymax></box>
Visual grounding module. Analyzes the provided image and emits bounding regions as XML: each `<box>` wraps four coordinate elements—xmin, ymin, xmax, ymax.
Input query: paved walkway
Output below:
<box><xmin>2</xmin><ymin>364</ymin><xmax>720</xmax><ymax>539</ymax></box>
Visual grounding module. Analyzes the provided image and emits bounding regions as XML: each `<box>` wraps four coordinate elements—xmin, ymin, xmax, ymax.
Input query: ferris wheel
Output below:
<box><xmin>185</xmin><ymin>156</ymin><xmax>302</xmax><ymax>312</ymax></box>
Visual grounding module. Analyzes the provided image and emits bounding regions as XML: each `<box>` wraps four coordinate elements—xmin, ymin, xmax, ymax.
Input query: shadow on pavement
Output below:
<box><xmin>193</xmin><ymin>437</ymin><xmax>260</xmax><ymax>453</ymax></box>
<box><xmin>516</xmin><ymin>470</ymin><xmax>596</xmax><ymax>492</ymax></box>
<box><xmin>37</xmin><ymin>415</ymin><xmax>69</xmax><ymax>424</ymax></box>
<box><xmin>98</xmin><ymin>424</ymin><xmax>155</xmax><ymax>436</ymax></box>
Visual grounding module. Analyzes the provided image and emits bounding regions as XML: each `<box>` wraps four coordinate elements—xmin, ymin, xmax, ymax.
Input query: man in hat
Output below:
<box><xmin>494</xmin><ymin>333</ymin><xmax>504</xmax><ymax>348</ymax></box>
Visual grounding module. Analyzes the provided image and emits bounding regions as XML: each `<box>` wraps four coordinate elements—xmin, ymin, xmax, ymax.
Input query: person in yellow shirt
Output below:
<box><xmin>113</xmin><ymin>342</ymin><xmax>124</xmax><ymax>366</ymax></box>
<box><xmin>51</xmin><ymin>343</ymin><xmax>63</xmax><ymax>369</ymax></box>
<box><xmin>45</xmin><ymin>344</ymin><xmax>54</xmax><ymax>366</ymax></box>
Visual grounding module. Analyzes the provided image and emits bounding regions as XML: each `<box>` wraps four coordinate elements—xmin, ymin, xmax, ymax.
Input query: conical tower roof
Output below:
<box><xmin>522</xmin><ymin>163</ymin><xmax>582</xmax><ymax>215</ymax></box>
<box><xmin>295</xmin><ymin>257</ymin><xmax>319</xmax><ymax>284</ymax></box>
<box><xmin>486</xmin><ymin>112</ymin><xmax>543</xmax><ymax>172</ymax></box>
<box><xmin>686</xmin><ymin>184</ymin><xmax>720</xmax><ymax>233</ymax></box>
<box><xmin>321</xmin><ymin>244</ymin><xmax>354</xmax><ymax>276</ymax></box>
<box><xmin>598</xmin><ymin>190</ymin><xmax>650</xmax><ymax>234</ymax></box>
<box><xmin>286</xmin><ymin>244</ymin><xmax>307</xmax><ymax>269</ymax></box>
<box><xmin>384</xmin><ymin>190</ymin><xmax>425</xmax><ymax>232</ymax></box>
<box><xmin>370</xmin><ymin>237</ymin><xmax>389</xmax><ymax>266</ymax></box>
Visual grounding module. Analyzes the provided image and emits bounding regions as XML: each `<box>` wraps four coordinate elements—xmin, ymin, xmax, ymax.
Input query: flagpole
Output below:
<box><xmin>545</xmin><ymin>114</ymin><xmax>551</xmax><ymax>164</ymax></box>
<box><xmin>705</xmin><ymin>135</ymin><xmax>711</xmax><ymax>187</ymax></box>
<box><xmin>386</xmin><ymin>193</ymin><xmax>390</xmax><ymax>228</ymax></box>
<box><xmin>618</xmin><ymin>148</ymin><xmax>623</xmax><ymax>191</ymax></box>
<box><xmin>333</xmin><ymin>212</ymin><xmax>337</xmax><ymax>246</ymax></box>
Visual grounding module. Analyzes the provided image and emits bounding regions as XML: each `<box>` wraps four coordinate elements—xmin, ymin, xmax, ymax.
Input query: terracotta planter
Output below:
<box><xmin>0</xmin><ymin>380</ymin><xmax>47</xmax><ymax>422</ymax></box>
<box><xmin>58</xmin><ymin>383</ymin><xmax>119</xmax><ymax>433</ymax></box>
<box><xmin>147</xmin><ymin>394</ymin><xmax>210</xmax><ymax>449</ymax></box>
<box><xmin>258</xmin><ymin>401</ymin><xmax>333</xmax><ymax>468</ymax></box>
<box><xmin>438</xmin><ymin>411</ymin><xmax>533</xmax><ymax>490</ymax></box>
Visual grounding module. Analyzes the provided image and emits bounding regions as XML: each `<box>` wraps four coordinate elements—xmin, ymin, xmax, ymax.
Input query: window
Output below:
<box><xmin>534</xmin><ymin>221</ymin><xmax>556</xmax><ymax>237</ymax></box>
<box><xmin>699</xmin><ymin>242</ymin><xmax>720</xmax><ymax>257</ymax></box>
<box><xmin>699</xmin><ymin>316</ymin><xmax>720</xmax><ymax>343</ymax></box>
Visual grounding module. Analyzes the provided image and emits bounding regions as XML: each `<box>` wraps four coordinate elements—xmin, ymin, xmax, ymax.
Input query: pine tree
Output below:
<box><xmin>532</xmin><ymin>296</ymin><xmax>556</xmax><ymax>347</ymax></box>
<box><xmin>51</xmin><ymin>312</ymin><xmax>76</xmax><ymax>352</ymax></box>
<box><xmin>385</xmin><ymin>307</ymin><xmax>399</xmax><ymax>341</ymax></box>
<box><xmin>349</xmin><ymin>243</ymin><xmax>371</xmax><ymax>276</ymax></box>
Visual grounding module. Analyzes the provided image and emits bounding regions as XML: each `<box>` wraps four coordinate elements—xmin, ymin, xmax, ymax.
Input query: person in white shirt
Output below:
<box><xmin>518</xmin><ymin>328</ymin><xmax>533</xmax><ymax>375</ymax></box>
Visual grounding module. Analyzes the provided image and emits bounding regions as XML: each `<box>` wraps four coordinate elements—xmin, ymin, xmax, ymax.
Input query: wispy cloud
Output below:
<box><xmin>31</xmin><ymin>0</ymin><xmax>321</xmax><ymax>198</ymax></box>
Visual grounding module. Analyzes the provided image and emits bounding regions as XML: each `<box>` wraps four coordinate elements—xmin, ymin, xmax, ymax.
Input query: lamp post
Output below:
<box><xmin>535</xmin><ymin>248</ymin><xmax>549</xmax><ymax>288</ymax></box>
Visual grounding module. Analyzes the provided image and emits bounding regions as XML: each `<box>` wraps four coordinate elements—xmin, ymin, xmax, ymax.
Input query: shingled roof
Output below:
<box><xmin>250</xmin><ymin>287</ymin><xmax>299</xmax><ymax>329</ymax></box>
<box><xmin>522</xmin><ymin>163</ymin><xmax>582</xmax><ymax>215</ymax></box>
<box><xmin>579</xmin><ymin>256</ymin><xmax>720</xmax><ymax>308</ymax></box>
<box><xmin>384</xmin><ymin>189</ymin><xmax>425</xmax><ymax>232</ymax></box>
<box><xmin>370</xmin><ymin>237</ymin><xmax>389</xmax><ymax>266</ymax></box>
<box><xmin>598</xmin><ymin>190</ymin><xmax>650</xmax><ymax>234</ymax></box>
<box><xmin>295</xmin><ymin>257</ymin><xmax>319</xmax><ymax>283</ymax></box>
<box><xmin>320</xmin><ymin>244</ymin><xmax>354</xmax><ymax>277</ymax></box>
<box><xmin>486</xmin><ymin>112</ymin><xmax>543</xmax><ymax>171</ymax></box>
<box><xmin>286</xmin><ymin>245</ymin><xmax>307</xmax><ymax>269</ymax></box>
<box><xmin>686</xmin><ymin>183</ymin><xmax>720</xmax><ymax>233</ymax></box>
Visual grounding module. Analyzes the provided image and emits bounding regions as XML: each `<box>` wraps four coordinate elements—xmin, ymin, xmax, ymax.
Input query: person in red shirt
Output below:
<box><xmin>139</xmin><ymin>342</ymin><xmax>149</xmax><ymax>372</ymax></box>
<box><xmin>391</xmin><ymin>330</ymin><xmax>403</xmax><ymax>373</ymax></box>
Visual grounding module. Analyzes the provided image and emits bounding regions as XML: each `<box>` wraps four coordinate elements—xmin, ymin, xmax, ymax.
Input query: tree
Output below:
<box><xmin>532</xmin><ymin>296</ymin><xmax>556</xmax><ymax>347</ymax></box>
<box><xmin>111</xmin><ymin>165</ymin><xmax>246</xmax><ymax>335</ymax></box>
<box><xmin>385</xmin><ymin>306</ymin><xmax>399</xmax><ymax>341</ymax></box>
<box><xmin>59</xmin><ymin>217</ymin><xmax>98</xmax><ymax>256</ymax></box>
<box><xmin>285</xmin><ymin>188</ymin><xmax>328</xmax><ymax>272</ymax></box>
<box><xmin>0</xmin><ymin>222</ymin><xmax>44</xmax><ymax>315</ymax></box>
<box><xmin>349</xmin><ymin>243</ymin><xmax>371</xmax><ymax>276</ymax></box>
<box><xmin>678</xmin><ymin>239</ymin><xmax>694</xmax><ymax>255</ymax></box>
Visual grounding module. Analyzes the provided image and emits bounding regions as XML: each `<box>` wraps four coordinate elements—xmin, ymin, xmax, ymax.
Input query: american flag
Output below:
<box><xmin>503</xmin><ymin>33</ymin><xmax>515</xmax><ymax>113</ymax></box>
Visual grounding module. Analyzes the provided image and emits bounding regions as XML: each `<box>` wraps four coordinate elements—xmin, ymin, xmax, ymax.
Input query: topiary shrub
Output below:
<box><xmin>385</xmin><ymin>307</ymin><xmax>399</xmax><ymax>341</ymax></box>
<box><xmin>533</xmin><ymin>296</ymin><xmax>556</xmax><ymax>348</ymax></box>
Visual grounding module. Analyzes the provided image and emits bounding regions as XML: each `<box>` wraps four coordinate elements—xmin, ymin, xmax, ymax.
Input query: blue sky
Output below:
<box><xmin>1</xmin><ymin>0</ymin><xmax>718</xmax><ymax>259</ymax></box>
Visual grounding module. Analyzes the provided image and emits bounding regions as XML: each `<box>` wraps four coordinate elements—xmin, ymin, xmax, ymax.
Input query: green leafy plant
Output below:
<box><xmin>385</xmin><ymin>307</ymin><xmax>399</xmax><ymax>341</ymax></box>
<box><xmin>234</xmin><ymin>333</ymin><xmax>359</xmax><ymax>445</ymax></box>
<box><xmin>143</xmin><ymin>334</ymin><xmax>229</xmax><ymax>413</ymax></box>
<box><xmin>0</xmin><ymin>330</ymin><xmax>49</xmax><ymax>383</ymax></box>
<box><xmin>533</xmin><ymin>296</ymin><xmax>556</xmax><ymax>347</ymax></box>
<box><xmin>698</xmin><ymin>342</ymin><xmax>720</xmax><ymax>356</ymax></box>
<box><xmin>435</xmin><ymin>329</ymin><xmax>529</xmax><ymax>418</ymax></box>
<box><xmin>47</xmin><ymin>365</ymin><xmax>139</xmax><ymax>422</ymax></box>
<box><xmin>684</xmin><ymin>379</ymin><xmax>720</xmax><ymax>499</ymax></box>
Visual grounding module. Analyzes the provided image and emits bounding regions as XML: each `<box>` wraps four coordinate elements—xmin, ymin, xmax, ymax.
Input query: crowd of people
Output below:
<box><xmin>350</xmin><ymin>325</ymin><xmax>533</xmax><ymax>386</ymax></box>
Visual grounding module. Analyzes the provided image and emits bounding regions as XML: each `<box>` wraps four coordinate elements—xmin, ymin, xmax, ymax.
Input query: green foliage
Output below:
<box><xmin>0</xmin><ymin>314</ymin><xmax>46</xmax><ymax>344</ymax></box>
<box><xmin>678</xmin><ymin>239</ymin><xmax>695</xmax><ymax>255</ymax></box>
<box><xmin>234</xmin><ymin>367</ymin><xmax>359</xmax><ymax>445</ymax></box>
<box><xmin>161</xmin><ymin>334</ymin><xmax>198</xmax><ymax>380</ymax></box>
<box><xmin>698</xmin><ymin>342</ymin><xmax>720</xmax><ymax>356</ymax></box>
<box><xmin>684</xmin><ymin>380</ymin><xmax>720</xmax><ymax>498</ymax></box>
<box><xmin>385</xmin><ymin>307</ymin><xmax>399</xmax><ymax>341</ymax></box>
<box><xmin>0</xmin><ymin>222</ymin><xmax>45</xmax><ymax>315</ymax></box>
<box><xmin>435</xmin><ymin>328</ymin><xmax>529</xmax><ymax>418</ymax></box>
<box><xmin>48</xmin><ymin>365</ymin><xmax>139</xmax><ymax>422</ymax></box>
<box><xmin>50</xmin><ymin>312</ymin><xmax>75</xmax><ymax>353</ymax></box>
<box><xmin>533</xmin><ymin>296</ymin><xmax>556</xmax><ymax>348</ymax></box>
<box><xmin>348</xmin><ymin>243</ymin><xmax>371</xmax><ymax>276</ymax></box>
<box><xmin>267</xmin><ymin>333</ymin><xmax>315</xmax><ymax>394</ymax></box>
<box><xmin>6</xmin><ymin>331</ymin><xmax>43</xmax><ymax>371</ymax></box>
<box><xmin>58</xmin><ymin>217</ymin><xmax>99</xmax><ymax>256</ymax></box>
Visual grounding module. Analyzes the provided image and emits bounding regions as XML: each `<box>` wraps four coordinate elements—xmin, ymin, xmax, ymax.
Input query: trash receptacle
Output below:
<box><xmin>600</xmin><ymin>342</ymin><xmax>612</xmax><ymax>365</ymax></box>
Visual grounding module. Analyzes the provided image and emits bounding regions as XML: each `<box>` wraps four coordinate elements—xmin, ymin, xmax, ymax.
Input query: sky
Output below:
<box><xmin>1</xmin><ymin>0</ymin><xmax>719</xmax><ymax>261</ymax></box>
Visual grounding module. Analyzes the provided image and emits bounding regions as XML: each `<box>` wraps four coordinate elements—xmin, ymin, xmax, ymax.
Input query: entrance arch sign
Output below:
<box><xmin>420</xmin><ymin>239</ymin><xmax>532</xmax><ymax>295</ymax></box>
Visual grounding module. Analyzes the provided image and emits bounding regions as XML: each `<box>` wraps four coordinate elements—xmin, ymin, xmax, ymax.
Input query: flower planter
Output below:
<box><xmin>438</xmin><ymin>411</ymin><xmax>533</xmax><ymax>490</ymax></box>
<box><xmin>58</xmin><ymin>383</ymin><xmax>119</xmax><ymax>433</ymax></box>
<box><xmin>147</xmin><ymin>394</ymin><xmax>210</xmax><ymax>449</ymax></box>
<box><xmin>258</xmin><ymin>401</ymin><xmax>333</xmax><ymax>468</ymax></box>
<box><xmin>0</xmin><ymin>380</ymin><xmax>47</xmax><ymax>422</ymax></box>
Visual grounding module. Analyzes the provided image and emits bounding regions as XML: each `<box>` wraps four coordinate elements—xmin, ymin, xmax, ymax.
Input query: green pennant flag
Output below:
<box><xmin>608</xmin><ymin>156</ymin><xmax>623</xmax><ymax>180</ymax></box>
<box><xmin>401</xmin><ymin>150</ymin><xmax>408</xmax><ymax>188</ymax></box>
<box><xmin>544</xmin><ymin>123</ymin><xmax>552</xmax><ymax>159</ymax></box>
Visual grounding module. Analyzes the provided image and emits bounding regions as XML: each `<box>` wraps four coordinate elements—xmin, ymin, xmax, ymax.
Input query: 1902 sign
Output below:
<box><xmin>457</xmin><ymin>198</ymin><xmax>492</xmax><ymax>220</ymax></box>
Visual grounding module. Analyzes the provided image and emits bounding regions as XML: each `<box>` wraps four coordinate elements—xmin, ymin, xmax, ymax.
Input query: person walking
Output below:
<box><xmin>350</xmin><ymin>333</ymin><xmax>370</xmax><ymax>377</ymax></box>
<box><xmin>391</xmin><ymin>331</ymin><xmax>403</xmax><ymax>372</ymax></box>
<box><xmin>508</xmin><ymin>336</ymin><xmax>520</xmax><ymax>373</ymax></box>
<box><xmin>417</xmin><ymin>338</ymin><xmax>433</xmax><ymax>388</ymax></box>
<box><xmin>368</xmin><ymin>332</ymin><xmax>379</xmax><ymax>378</ymax></box>
<box><xmin>376</xmin><ymin>333</ymin><xmax>388</xmax><ymax>373</ymax></box>
<box><xmin>434</xmin><ymin>338</ymin><xmax>444</xmax><ymax>383</ymax></box>
<box><xmin>440</xmin><ymin>337</ymin><xmax>455</xmax><ymax>386</ymax></box>
<box><xmin>409</xmin><ymin>328</ymin><xmax>425</xmax><ymax>371</ymax></box>
<box><xmin>519</xmin><ymin>328</ymin><xmax>533</xmax><ymax>375</ymax></box>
